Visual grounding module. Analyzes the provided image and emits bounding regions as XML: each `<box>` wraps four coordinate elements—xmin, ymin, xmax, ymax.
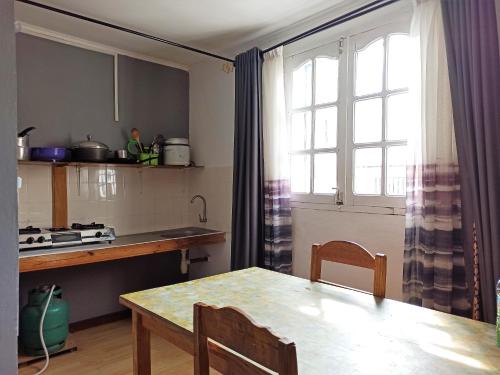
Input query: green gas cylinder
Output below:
<box><xmin>20</xmin><ymin>285</ymin><xmax>69</xmax><ymax>356</ymax></box>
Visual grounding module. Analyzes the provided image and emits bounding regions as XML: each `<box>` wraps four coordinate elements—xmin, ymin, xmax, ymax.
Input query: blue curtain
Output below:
<box><xmin>441</xmin><ymin>0</ymin><xmax>500</xmax><ymax>323</ymax></box>
<box><xmin>231</xmin><ymin>48</ymin><xmax>265</xmax><ymax>270</ymax></box>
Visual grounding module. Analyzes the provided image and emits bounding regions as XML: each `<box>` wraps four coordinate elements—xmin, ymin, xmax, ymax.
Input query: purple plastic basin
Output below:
<box><xmin>30</xmin><ymin>147</ymin><xmax>70</xmax><ymax>162</ymax></box>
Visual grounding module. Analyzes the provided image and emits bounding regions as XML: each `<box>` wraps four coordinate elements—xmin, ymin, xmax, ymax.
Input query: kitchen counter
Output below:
<box><xmin>19</xmin><ymin>228</ymin><xmax>225</xmax><ymax>273</ymax></box>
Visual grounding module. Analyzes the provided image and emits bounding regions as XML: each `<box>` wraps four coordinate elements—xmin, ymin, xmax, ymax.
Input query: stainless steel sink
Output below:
<box><xmin>160</xmin><ymin>227</ymin><xmax>220</xmax><ymax>239</ymax></box>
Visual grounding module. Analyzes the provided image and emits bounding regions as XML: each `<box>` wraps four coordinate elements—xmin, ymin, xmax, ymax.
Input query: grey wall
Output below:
<box><xmin>19</xmin><ymin>252</ymin><xmax>186</xmax><ymax>323</ymax></box>
<box><xmin>16</xmin><ymin>33</ymin><xmax>189</xmax><ymax>150</ymax></box>
<box><xmin>0</xmin><ymin>0</ymin><xmax>19</xmax><ymax>372</ymax></box>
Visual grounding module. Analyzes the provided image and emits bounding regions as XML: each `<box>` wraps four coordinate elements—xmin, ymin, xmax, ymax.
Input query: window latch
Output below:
<box><xmin>335</xmin><ymin>190</ymin><xmax>344</xmax><ymax>206</ymax></box>
<box><xmin>338</xmin><ymin>37</ymin><xmax>345</xmax><ymax>55</ymax></box>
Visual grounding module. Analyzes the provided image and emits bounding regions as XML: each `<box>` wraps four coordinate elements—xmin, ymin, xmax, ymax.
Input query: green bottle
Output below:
<box><xmin>20</xmin><ymin>286</ymin><xmax>69</xmax><ymax>356</ymax></box>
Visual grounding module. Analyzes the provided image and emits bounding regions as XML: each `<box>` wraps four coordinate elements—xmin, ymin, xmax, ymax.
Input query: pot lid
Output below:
<box><xmin>165</xmin><ymin>138</ymin><xmax>189</xmax><ymax>145</ymax></box>
<box><xmin>73</xmin><ymin>135</ymin><xmax>109</xmax><ymax>150</ymax></box>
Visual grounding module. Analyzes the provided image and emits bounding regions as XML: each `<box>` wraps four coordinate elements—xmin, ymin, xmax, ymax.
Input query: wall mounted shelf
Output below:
<box><xmin>18</xmin><ymin>160</ymin><xmax>203</xmax><ymax>169</ymax></box>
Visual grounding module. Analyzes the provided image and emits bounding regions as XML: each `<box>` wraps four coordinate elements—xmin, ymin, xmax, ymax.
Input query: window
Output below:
<box><xmin>287</xmin><ymin>44</ymin><xmax>342</xmax><ymax>200</ymax></box>
<box><xmin>349</xmin><ymin>32</ymin><xmax>409</xmax><ymax>207</ymax></box>
<box><xmin>285</xmin><ymin>24</ymin><xmax>410</xmax><ymax>208</ymax></box>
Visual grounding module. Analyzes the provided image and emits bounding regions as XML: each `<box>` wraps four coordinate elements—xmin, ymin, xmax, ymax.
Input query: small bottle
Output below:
<box><xmin>497</xmin><ymin>279</ymin><xmax>500</xmax><ymax>347</ymax></box>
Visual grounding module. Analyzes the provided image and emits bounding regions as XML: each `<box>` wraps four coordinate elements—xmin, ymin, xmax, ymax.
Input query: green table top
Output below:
<box><xmin>121</xmin><ymin>267</ymin><xmax>500</xmax><ymax>374</ymax></box>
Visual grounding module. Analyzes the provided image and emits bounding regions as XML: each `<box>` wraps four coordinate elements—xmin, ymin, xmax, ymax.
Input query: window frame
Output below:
<box><xmin>345</xmin><ymin>23</ymin><xmax>409</xmax><ymax>209</ymax></box>
<box><xmin>284</xmin><ymin>41</ymin><xmax>347</xmax><ymax>204</ymax></box>
<box><xmin>284</xmin><ymin>21</ymin><xmax>410</xmax><ymax>209</ymax></box>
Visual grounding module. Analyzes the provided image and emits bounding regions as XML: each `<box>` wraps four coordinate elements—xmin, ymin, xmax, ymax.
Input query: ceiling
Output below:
<box><xmin>14</xmin><ymin>0</ymin><xmax>350</xmax><ymax>66</ymax></box>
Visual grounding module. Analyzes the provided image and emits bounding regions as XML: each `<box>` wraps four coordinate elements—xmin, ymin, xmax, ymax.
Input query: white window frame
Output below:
<box><xmin>345</xmin><ymin>23</ymin><xmax>409</xmax><ymax>209</ymax></box>
<box><xmin>284</xmin><ymin>21</ymin><xmax>409</xmax><ymax>210</ymax></box>
<box><xmin>284</xmin><ymin>40</ymin><xmax>347</xmax><ymax>205</ymax></box>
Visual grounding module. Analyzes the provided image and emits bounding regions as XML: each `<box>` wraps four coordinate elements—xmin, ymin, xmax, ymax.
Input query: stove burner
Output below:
<box><xmin>71</xmin><ymin>222</ymin><xmax>105</xmax><ymax>230</ymax></box>
<box><xmin>47</xmin><ymin>227</ymin><xmax>69</xmax><ymax>232</ymax></box>
<box><xmin>19</xmin><ymin>226</ymin><xmax>41</xmax><ymax>235</ymax></box>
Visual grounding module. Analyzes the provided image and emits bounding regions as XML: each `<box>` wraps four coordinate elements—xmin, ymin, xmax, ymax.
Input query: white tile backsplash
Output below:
<box><xmin>18</xmin><ymin>165</ymin><xmax>190</xmax><ymax>235</ymax></box>
<box><xmin>17</xmin><ymin>165</ymin><xmax>52</xmax><ymax>227</ymax></box>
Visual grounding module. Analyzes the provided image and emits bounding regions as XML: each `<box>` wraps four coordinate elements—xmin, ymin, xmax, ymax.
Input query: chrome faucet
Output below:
<box><xmin>190</xmin><ymin>195</ymin><xmax>207</xmax><ymax>223</ymax></box>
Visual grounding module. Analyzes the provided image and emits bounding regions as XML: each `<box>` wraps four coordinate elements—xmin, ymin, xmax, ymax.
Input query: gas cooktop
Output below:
<box><xmin>19</xmin><ymin>223</ymin><xmax>116</xmax><ymax>251</ymax></box>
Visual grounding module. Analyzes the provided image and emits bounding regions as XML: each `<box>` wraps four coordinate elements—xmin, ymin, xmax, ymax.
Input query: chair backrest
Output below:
<box><xmin>310</xmin><ymin>240</ymin><xmax>387</xmax><ymax>298</ymax></box>
<box><xmin>193</xmin><ymin>302</ymin><xmax>298</xmax><ymax>375</ymax></box>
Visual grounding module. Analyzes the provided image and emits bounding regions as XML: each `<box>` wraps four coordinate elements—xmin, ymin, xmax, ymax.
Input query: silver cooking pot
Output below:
<box><xmin>72</xmin><ymin>135</ymin><xmax>110</xmax><ymax>162</ymax></box>
<box><xmin>17</xmin><ymin>126</ymin><xmax>36</xmax><ymax>160</ymax></box>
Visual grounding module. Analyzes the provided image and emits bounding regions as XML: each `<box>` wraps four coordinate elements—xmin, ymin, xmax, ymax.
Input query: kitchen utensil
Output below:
<box><xmin>17</xmin><ymin>126</ymin><xmax>36</xmax><ymax>161</ymax></box>
<box><xmin>17</xmin><ymin>147</ymin><xmax>31</xmax><ymax>161</ymax></box>
<box><xmin>18</xmin><ymin>126</ymin><xmax>36</xmax><ymax>140</ymax></box>
<box><xmin>164</xmin><ymin>138</ymin><xmax>190</xmax><ymax>166</ymax></box>
<box><xmin>131</xmin><ymin>128</ymin><xmax>144</xmax><ymax>153</ymax></box>
<box><xmin>115</xmin><ymin>149</ymin><xmax>128</xmax><ymax>159</ymax></box>
<box><xmin>72</xmin><ymin>135</ymin><xmax>110</xmax><ymax>162</ymax></box>
<box><xmin>139</xmin><ymin>152</ymin><xmax>159</xmax><ymax>166</ymax></box>
<box><xmin>31</xmin><ymin>147</ymin><xmax>70</xmax><ymax>162</ymax></box>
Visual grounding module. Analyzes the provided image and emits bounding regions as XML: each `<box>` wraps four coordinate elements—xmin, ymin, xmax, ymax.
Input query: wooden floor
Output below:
<box><xmin>19</xmin><ymin>318</ymin><xmax>212</xmax><ymax>375</ymax></box>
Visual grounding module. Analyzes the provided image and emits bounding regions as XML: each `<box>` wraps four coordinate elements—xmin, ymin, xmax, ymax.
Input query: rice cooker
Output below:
<box><xmin>163</xmin><ymin>138</ymin><xmax>190</xmax><ymax>166</ymax></box>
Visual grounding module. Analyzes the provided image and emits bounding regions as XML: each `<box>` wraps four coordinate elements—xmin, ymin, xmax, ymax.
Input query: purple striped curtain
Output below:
<box><xmin>402</xmin><ymin>0</ymin><xmax>470</xmax><ymax>316</ymax></box>
<box><xmin>264</xmin><ymin>180</ymin><xmax>292</xmax><ymax>273</ymax></box>
<box><xmin>263</xmin><ymin>47</ymin><xmax>293</xmax><ymax>273</ymax></box>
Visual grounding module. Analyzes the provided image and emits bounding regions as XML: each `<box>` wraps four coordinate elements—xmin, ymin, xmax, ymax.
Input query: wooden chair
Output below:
<box><xmin>193</xmin><ymin>302</ymin><xmax>298</xmax><ymax>375</ymax></box>
<box><xmin>310</xmin><ymin>240</ymin><xmax>387</xmax><ymax>298</ymax></box>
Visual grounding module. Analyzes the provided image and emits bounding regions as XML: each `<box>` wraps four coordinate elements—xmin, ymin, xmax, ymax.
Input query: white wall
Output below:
<box><xmin>187</xmin><ymin>60</ymin><xmax>235</xmax><ymax>279</ymax></box>
<box><xmin>292</xmin><ymin>208</ymin><xmax>405</xmax><ymax>300</ymax></box>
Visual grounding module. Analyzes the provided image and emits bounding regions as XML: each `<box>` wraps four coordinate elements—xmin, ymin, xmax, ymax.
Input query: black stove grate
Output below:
<box><xmin>19</xmin><ymin>226</ymin><xmax>41</xmax><ymax>235</ymax></box>
<box><xmin>71</xmin><ymin>222</ymin><xmax>105</xmax><ymax>230</ymax></box>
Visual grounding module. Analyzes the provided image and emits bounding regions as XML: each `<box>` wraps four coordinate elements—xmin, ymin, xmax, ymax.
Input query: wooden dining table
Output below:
<box><xmin>120</xmin><ymin>267</ymin><xmax>500</xmax><ymax>374</ymax></box>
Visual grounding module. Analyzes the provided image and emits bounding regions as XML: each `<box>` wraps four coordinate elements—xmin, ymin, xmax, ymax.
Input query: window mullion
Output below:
<box><xmin>381</xmin><ymin>36</ymin><xmax>388</xmax><ymax>197</ymax></box>
<box><xmin>310</xmin><ymin>58</ymin><xmax>317</xmax><ymax>194</ymax></box>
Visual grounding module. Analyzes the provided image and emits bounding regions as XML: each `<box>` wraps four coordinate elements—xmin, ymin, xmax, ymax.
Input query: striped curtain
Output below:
<box><xmin>402</xmin><ymin>0</ymin><xmax>469</xmax><ymax>316</ymax></box>
<box><xmin>262</xmin><ymin>47</ymin><xmax>293</xmax><ymax>273</ymax></box>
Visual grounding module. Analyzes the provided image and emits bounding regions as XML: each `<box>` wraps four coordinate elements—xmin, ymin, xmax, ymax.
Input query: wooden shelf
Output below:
<box><xmin>19</xmin><ymin>232</ymin><xmax>226</xmax><ymax>272</ymax></box>
<box><xmin>18</xmin><ymin>160</ymin><xmax>203</xmax><ymax>169</ymax></box>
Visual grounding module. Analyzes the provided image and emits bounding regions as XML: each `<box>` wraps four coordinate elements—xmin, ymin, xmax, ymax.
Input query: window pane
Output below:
<box><xmin>291</xmin><ymin>154</ymin><xmax>310</xmax><ymax>193</ymax></box>
<box><xmin>354</xmin><ymin>98</ymin><xmax>382</xmax><ymax>143</ymax></box>
<box><xmin>291</xmin><ymin>111</ymin><xmax>311</xmax><ymax>150</ymax></box>
<box><xmin>354</xmin><ymin>148</ymin><xmax>382</xmax><ymax>195</ymax></box>
<box><xmin>292</xmin><ymin>60</ymin><xmax>312</xmax><ymax>108</ymax></box>
<box><xmin>387</xmin><ymin>93</ymin><xmax>409</xmax><ymax>141</ymax></box>
<box><xmin>387</xmin><ymin>34</ymin><xmax>410</xmax><ymax>90</ymax></box>
<box><xmin>386</xmin><ymin>146</ymin><xmax>407</xmax><ymax>196</ymax></box>
<box><xmin>314</xmin><ymin>106</ymin><xmax>337</xmax><ymax>149</ymax></box>
<box><xmin>314</xmin><ymin>153</ymin><xmax>337</xmax><ymax>194</ymax></box>
<box><xmin>355</xmin><ymin>38</ymin><xmax>384</xmax><ymax>96</ymax></box>
<box><xmin>315</xmin><ymin>57</ymin><xmax>339</xmax><ymax>105</ymax></box>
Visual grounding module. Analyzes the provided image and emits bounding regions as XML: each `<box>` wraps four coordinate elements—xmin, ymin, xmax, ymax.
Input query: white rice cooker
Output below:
<box><xmin>163</xmin><ymin>138</ymin><xmax>190</xmax><ymax>166</ymax></box>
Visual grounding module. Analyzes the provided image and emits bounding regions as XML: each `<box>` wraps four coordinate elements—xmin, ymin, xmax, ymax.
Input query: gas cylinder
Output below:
<box><xmin>20</xmin><ymin>285</ymin><xmax>69</xmax><ymax>356</ymax></box>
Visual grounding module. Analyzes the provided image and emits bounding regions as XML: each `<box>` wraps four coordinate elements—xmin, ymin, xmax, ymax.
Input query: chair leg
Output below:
<box><xmin>310</xmin><ymin>244</ymin><xmax>322</xmax><ymax>282</ymax></box>
<box><xmin>373</xmin><ymin>254</ymin><xmax>387</xmax><ymax>298</ymax></box>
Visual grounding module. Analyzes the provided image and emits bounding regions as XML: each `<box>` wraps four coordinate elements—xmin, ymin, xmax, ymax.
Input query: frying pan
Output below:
<box><xmin>30</xmin><ymin>147</ymin><xmax>70</xmax><ymax>162</ymax></box>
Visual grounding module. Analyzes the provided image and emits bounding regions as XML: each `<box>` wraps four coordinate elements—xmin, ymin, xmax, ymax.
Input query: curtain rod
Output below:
<box><xmin>262</xmin><ymin>0</ymin><xmax>401</xmax><ymax>54</ymax></box>
<box><xmin>16</xmin><ymin>0</ymin><xmax>235</xmax><ymax>64</ymax></box>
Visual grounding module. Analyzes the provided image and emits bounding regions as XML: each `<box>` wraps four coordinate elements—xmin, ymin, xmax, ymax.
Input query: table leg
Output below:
<box><xmin>132</xmin><ymin>310</ymin><xmax>151</xmax><ymax>375</ymax></box>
